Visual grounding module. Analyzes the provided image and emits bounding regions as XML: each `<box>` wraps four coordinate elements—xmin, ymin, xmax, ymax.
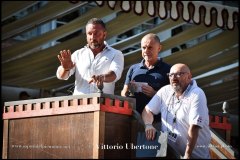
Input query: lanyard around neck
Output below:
<box><xmin>166</xmin><ymin>93</ymin><xmax>182</xmax><ymax>132</ymax></box>
<box><xmin>166</xmin><ymin>81</ymin><xmax>193</xmax><ymax>132</ymax></box>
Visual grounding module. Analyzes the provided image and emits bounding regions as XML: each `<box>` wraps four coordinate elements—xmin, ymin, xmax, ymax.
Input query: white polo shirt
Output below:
<box><xmin>146</xmin><ymin>80</ymin><xmax>211</xmax><ymax>159</ymax></box>
<box><xmin>56</xmin><ymin>41</ymin><xmax>124</xmax><ymax>95</ymax></box>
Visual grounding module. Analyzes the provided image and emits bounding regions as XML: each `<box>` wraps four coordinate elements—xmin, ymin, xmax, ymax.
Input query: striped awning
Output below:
<box><xmin>95</xmin><ymin>1</ymin><xmax>238</xmax><ymax>30</ymax></box>
<box><xmin>1</xmin><ymin>1</ymin><xmax>239</xmax><ymax>114</ymax></box>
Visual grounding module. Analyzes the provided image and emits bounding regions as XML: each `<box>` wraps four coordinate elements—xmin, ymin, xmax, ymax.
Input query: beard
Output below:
<box><xmin>88</xmin><ymin>36</ymin><xmax>105</xmax><ymax>50</ymax></box>
<box><xmin>89</xmin><ymin>42</ymin><xmax>102</xmax><ymax>49</ymax></box>
<box><xmin>172</xmin><ymin>84</ymin><xmax>183</xmax><ymax>93</ymax></box>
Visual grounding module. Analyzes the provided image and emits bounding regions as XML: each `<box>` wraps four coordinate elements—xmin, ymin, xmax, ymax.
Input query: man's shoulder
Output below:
<box><xmin>163</xmin><ymin>61</ymin><xmax>172</xmax><ymax>68</ymax></box>
<box><xmin>161</xmin><ymin>84</ymin><xmax>171</xmax><ymax>90</ymax></box>
<box><xmin>159</xmin><ymin>84</ymin><xmax>172</xmax><ymax>93</ymax></box>
<box><xmin>72</xmin><ymin>48</ymin><xmax>86</xmax><ymax>54</ymax></box>
<box><xmin>191</xmin><ymin>86</ymin><xmax>206</xmax><ymax>97</ymax></box>
<box><xmin>156</xmin><ymin>84</ymin><xmax>173</xmax><ymax>97</ymax></box>
<box><xmin>188</xmin><ymin>81</ymin><xmax>207</xmax><ymax>100</ymax></box>
<box><xmin>129</xmin><ymin>62</ymin><xmax>142</xmax><ymax>69</ymax></box>
<box><xmin>158</xmin><ymin>59</ymin><xmax>171</xmax><ymax>69</ymax></box>
<box><xmin>70</xmin><ymin>48</ymin><xmax>89</xmax><ymax>61</ymax></box>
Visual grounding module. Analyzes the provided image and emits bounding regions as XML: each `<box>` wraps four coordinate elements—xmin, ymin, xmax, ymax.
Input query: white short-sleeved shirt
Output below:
<box><xmin>146</xmin><ymin>80</ymin><xmax>211</xmax><ymax>159</ymax></box>
<box><xmin>56</xmin><ymin>41</ymin><xmax>124</xmax><ymax>95</ymax></box>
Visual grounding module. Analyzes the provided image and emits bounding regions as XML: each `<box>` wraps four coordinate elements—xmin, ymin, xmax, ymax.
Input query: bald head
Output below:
<box><xmin>170</xmin><ymin>63</ymin><xmax>191</xmax><ymax>74</ymax></box>
<box><xmin>141</xmin><ymin>33</ymin><xmax>160</xmax><ymax>44</ymax></box>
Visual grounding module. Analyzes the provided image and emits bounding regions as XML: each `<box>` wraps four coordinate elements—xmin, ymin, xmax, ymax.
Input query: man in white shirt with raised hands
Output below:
<box><xmin>56</xmin><ymin>18</ymin><xmax>124</xmax><ymax>95</ymax></box>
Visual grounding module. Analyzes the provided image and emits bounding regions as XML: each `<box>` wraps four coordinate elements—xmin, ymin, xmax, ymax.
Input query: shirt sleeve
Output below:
<box><xmin>109</xmin><ymin>51</ymin><xmax>124</xmax><ymax>82</ymax></box>
<box><xmin>188</xmin><ymin>89</ymin><xmax>208</xmax><ymax>128</ymax></box>
<box><xmin>124</xmin><ymin>65</ymin><xmax>134</xmax><ymax>85</ymax></box>
<box><xmin>146</xmin><ymin>89</ymin><xmax>162</xmax><ymax>115</ymax></box>
<box><xmin>56</xmin><ymin>66</ymin><xmax>66</xmax><ymax>80</ymax></box>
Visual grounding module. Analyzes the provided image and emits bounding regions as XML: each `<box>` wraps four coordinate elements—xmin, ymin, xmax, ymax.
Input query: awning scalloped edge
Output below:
<box><xmin>95</xmin><ymin>1</ymin><xmax>238</xmax><ymax>30</ymax></box>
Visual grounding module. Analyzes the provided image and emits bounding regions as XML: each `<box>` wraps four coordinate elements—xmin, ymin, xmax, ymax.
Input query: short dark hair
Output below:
<box><xmin>153</xmin><ymin>34</ymin><xmax>161</xmax><ymax>44</ymax></box>
<box><xmin>86</xmin><ymin>18</ymin><xmax>106</xmax><ymax>30</ymax></box>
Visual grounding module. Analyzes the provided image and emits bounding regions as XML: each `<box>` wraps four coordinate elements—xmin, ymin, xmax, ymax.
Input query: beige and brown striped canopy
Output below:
<box><xmin>1</xmin><ymin>1</ymin><xmax>238</xmax><ymax>114</ymax></box>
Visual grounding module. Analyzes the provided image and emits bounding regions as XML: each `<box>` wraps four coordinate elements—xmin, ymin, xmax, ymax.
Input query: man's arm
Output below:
<box><xmin>184</xmin><ymin>125</ymin><xmax>200</xmax><ymax>159</ymax></box>
<box><xmin>88</xmin><ymin>71</ymin><xmax>117</xmax><ymax>84</ymax></box>
<box><xmin>142</xmin><ymin>85</ymin><xmax>157</xmax><ymax>97</ymax></box>
<box><xmin>57</xmin><ymin>66</ymin><xmax>71</xmax><ymax>79</ymax></box>
<box><xmin>109</xmin><ymin>51</ymin><xmax>124</xmax><ymax>82</ymax></box>
<box><xmin>103</xmin><ymin>71</ymin><xmax>116</xmax><ymax>82</ymax></box>
<box><xmin>57</xmin><ymin>50</ymin><xmax>75</xmax><ymax>80</ymax></box>
<box><xmin>142</xmin><ymin>107</ymin><xmax>156</xmax><ymax>140</ymax></box>
<box><xmin>121</xmin><ymin>85</ymin><xmax>129</xmax><ymax>97</ymax></box>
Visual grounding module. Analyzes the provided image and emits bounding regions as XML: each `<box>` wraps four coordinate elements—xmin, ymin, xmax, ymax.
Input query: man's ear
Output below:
<box><xmin>104</xmin><ymin>31</ymin><xmax>107</xmax><ymax>39</ymax></box>
<box><xmin>158</xmin><ymin>44</ymin><xmax>162</xmax><ymax>52</ymax></box>
<box><xmin>188</xmin><ymin>73</ymin><xmax>192</xmax><ymax>80</ymax></box>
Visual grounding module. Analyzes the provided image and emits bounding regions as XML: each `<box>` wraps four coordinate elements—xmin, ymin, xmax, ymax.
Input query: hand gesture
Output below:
<box><xmin>57</xmin><ymin>50</ymin><xmax>75</xmax><ymax>70</ymax></box>
<box><xmin>88</xmin><ymin>75</ymin><xmax>104</xmax><ymax>84</ymax></box>
<box><xmin>88</xmin><ymin>75</ymin><xmax>104</xmax><ymax>92</ymax></box>
<box><xmin>142</xmin><ymin>84</ymin><xmax>157</xmax><ymax>97</ymax></box>
<box><xmin>129</xmin><ymin>80</ymin><xmax>137</xmax><ymax>95</ymax></box>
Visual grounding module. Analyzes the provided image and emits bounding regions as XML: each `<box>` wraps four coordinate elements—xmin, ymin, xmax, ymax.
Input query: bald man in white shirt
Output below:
<box><xmin>142</xmin><ymin>63</ymin><xmax>211</xmax><ymax>159</ymax></box>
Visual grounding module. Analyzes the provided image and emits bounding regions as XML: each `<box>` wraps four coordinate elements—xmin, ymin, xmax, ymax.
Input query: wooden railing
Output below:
<box><xmin>2</xmin><ymin>93</ymin><xmax>136</xmax><ymax>159</ymax></box>
<box><xmin>210</xmin><ymin>130</ymin><xmax>236</xmax><ymax>159</ymax></box>
<box><xmin>209</xmin><ymin>112</ymin><xmax>232</xmax><ymax>143</ymax></box>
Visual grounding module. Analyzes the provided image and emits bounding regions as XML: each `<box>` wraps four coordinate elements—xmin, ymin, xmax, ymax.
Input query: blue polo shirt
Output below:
<box><xmin>124</xmin><ymin>58</ymin><xmax>171</xmax><ymax>114</ymax></box>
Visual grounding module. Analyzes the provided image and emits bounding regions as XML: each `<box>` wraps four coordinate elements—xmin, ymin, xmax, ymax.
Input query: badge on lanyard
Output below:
<box><xmin>168</xmin><ymin>131</ymin><xmax>178</xmax><ymax>142</ymax></box>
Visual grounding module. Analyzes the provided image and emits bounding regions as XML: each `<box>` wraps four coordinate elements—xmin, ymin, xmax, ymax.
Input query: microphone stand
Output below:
<box><xmin>97</xmin><ymin>82</ymin><xmax>104</xmax><ymax>93</ymax></box>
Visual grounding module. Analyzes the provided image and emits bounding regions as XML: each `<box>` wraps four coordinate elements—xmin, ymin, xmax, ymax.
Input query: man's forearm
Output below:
<box><xmin>58</xmin><ymin>66</ymin><xmax>70</xmax><ymax>79</ymax></box>
<box><xmin>184</xmin><ymin>125</ymin><xmax>200</xmax><ymax>158</ymax></box>
<box><xmin>142</xmin><ymin>107</ymin><xmax>156</xmax><ymax>140</ymax></box>
<box><xmin>142</xmin><ymin>107</ymin><xmax>154</xmax><ymax>125</ymax></box>
<box><xmin>103</xmin><ymin>71</ymin><xmax>116</xmax><ymax>82</ymax></box>
<box><xmin>121</xmin><ymin>85</ymin><xmax>129</xmax><ymax>97</ymax></box>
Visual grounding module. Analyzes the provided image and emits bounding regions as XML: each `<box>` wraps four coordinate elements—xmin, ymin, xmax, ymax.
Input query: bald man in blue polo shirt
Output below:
<box><xmin>121</xmin><ymin>33</ymin><xmax>171</xmax><ymax>114</ymax></box>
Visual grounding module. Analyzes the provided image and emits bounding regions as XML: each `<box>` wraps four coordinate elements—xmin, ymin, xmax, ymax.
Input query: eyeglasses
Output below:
<box><xmin>167</xmin><ymin>72</ymin><xmax>187</xmax><ymax>78</ymax></box>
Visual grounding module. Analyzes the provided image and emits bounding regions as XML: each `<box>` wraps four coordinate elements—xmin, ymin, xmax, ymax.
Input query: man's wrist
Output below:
<box><xmin>62</xmin><ymin>66</ymin><xmax>70</xmax><ymax>71</ymax></box>
<box><xmin>183</xmin><ymin>153</ymin><xmax>191</xmax><ymax>159</ymax></box>
<box><xmin>103</xmin><ymin>75</ymin><xmax>106</xmax><ymax>81</ymax></box>
<box><xmin>101</xmin><ymin>74</ymin><xmax>106</xmax><ymax>82</ymax></box>
<box><xmin>145</xmin><ymin>123</ymin><xmax>153</xmax><ymax>128</ymax></box>
<box><xmin>184</xmin><ymin>142</ymin><xmax>191</xmax><ymax>159</ymax></box>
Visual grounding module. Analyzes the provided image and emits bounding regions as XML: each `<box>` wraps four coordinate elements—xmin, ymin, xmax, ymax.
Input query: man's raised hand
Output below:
<box><xmin>57</xmin><ymin>50</ymin><xmax>75</xmax><ymax>70</ymax></box>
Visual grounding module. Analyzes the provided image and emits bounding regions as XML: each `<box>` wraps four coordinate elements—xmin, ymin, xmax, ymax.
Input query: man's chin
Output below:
<box><xmin>90</xmin><ymin>45</ymin><xmax>100</xmax><ymax>49</ymax></box>
<box><xmin>172</xmin><ymin>85</ymin><xmax>181</xmax><ymax>91</ymax></box>
<box><xmin>144</xmin><ymin>57</ymin><xmax>152</xmax><ymax>61</ymax></box>
<box><xmin>171</xmin><ymin>83</ymin><xmax>178</xmax><ymax>86</ymax></box>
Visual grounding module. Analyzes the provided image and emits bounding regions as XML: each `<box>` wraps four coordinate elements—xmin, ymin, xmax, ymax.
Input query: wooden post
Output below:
<box><xmin>209</xmin><ymin>113</ymin><xmax>232</xmax><ymax>143</ymax></box>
